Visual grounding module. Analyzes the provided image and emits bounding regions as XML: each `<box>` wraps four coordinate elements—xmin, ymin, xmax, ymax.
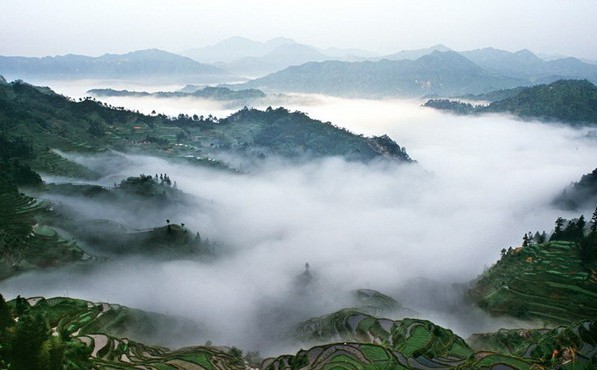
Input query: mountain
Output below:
<box><xmin>0</xmin><ymin>49</ymin><xmax>231</xmax><ymax>81</ymax></box>
<box><xmin>238</xmin><ymin>50</ymin><xmax>527</xmax><ymax>98</ymax></box>
<box><xmin>88</xmin><ymin>85</ymin><xmax>266</xmax><ymax>101</ymax></box>
<box><xmin>377</xmin><ymin>44</ymin><xmax>452</xmax><ymax>61</ymax></box>
<box><xmin>183</xmin><ymin>37</ymin><xmax>378</xmax><ymax>77</ymax></box>
<box><xmin>461</xmin><ymin>47</ymin><xmax>597</xmax><ymax>83</ymax></box>
<box><xmin>0</xmin><ymin>78</ymin><xmax>413</xmax><ymax>171</ymax></box>
<box><xmin>553</xmin><ymin>167</ymin><xmax>597</xmax><ymax>210</ymax></box>
<box><xmin>483</xmin><ymin>79</ymin><xmax>597</xmax><ymax>123</ymax></box>
<box><xmin>218</xmin><ymin>42</ymin><xmax>331</xmax><ymax>77</ymax></box>
<box><xmin>425</xmin><ymin>79</ymin><xmax>597</xmax><ymax>125</ymax></box>
<box><xmin>181</xmin><ymin>36</ymin><xmax>297</xmax><ymax>63</ymax></box>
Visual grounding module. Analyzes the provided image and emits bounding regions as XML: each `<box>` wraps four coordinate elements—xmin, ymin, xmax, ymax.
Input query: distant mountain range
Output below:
<box><xmin>88</xmin><ymin>86</ymin><xmax>266</xmax><ymax>102</ymax></box>
<box><xmin>237</xmin><ymin>50</ymin><xmax>528</xmax><ymax>97</ymax></box>
<box><xmin>461</xmin><ymin>47</ymin><xmax>597</xmax><ymax>82</ymax></box>
<box><xmin>182</xmin><ymin>37</ymin><xmax>376</xmax><ymax>77</ymax></box>
<box><xmin>3</xmin><ymin>40</ymin><xmax>597</xmax><ymax>98</ymax></box>
<box><xmin>0</xmin><ymin>49</ymin><xmax>234</xmax><ymax>82</ymax></box>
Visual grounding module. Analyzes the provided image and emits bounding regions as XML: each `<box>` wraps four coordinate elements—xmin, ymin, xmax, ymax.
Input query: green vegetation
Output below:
<box><xmin>468</xmin><ymin>321</ymin><xmax>597</xmax><ymax>368</ymax></box>
<box><xmin>0</xmin><ymin>295</ymin><xmax>245</xmax><ymax>370</ymax></box>
<box><xmin>0</xmin><ymin>78</ymin><xmax>412</xmax><ymax>173</ymax></box>
<box><xmin>0</xmin><ymin>175</ymin><xmax>87</xmax><ymax>280</ymax></box>
<box><xmin>42</xmin><ymin>174</ymin><xmax>212</xmax><ymax>257</ymax></box>
<box><xmin>294</xmin><ymin>309</ymin><xmax>474</xmax><ymax>362</ymax></box>
<box><xmin>471</xmin><ymin>211</ymin><xmax>597</xmax><ymax>323</ymax></box>
<box><xmin>425</xmin><ymin>79</ymin><xmax>597</xmax><ymax>125</ymax></box>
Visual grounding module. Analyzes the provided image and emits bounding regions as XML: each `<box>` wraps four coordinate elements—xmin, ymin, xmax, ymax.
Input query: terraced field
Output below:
<box><xmin>9</xmin><ymin>296</ymin><xmax>245</xmax><ymax>370</ymax></box>
<box><xmin>263</xmin><ymin>341</ymin><xmax>540</xmax><ymax>370</ymax></box>
<box><xmin>468</xmin><ymin>321</ymin><xmax>597</xmax><ymax>366</ymax></box>
<box><xmin>471</xmin><ymin>241</ymin><xmax>597</xmax><ymax>323</ymax></box>
<box><xmin>289</xmin><ymin>307</ymin><xmax>597</xmax><ymax>369</ymax></box>
<box><xmin>0</xmin><ymin>178</ymin><xmax>87</xmax><ymax>279</ymax></box>
<box><xmin>295</xmin><ymin>309</ymin><xmax>473</xmax><ymax>362</ymax></box>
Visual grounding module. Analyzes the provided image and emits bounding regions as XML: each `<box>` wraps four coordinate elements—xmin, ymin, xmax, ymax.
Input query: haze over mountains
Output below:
<box><xmin>2</xmin><ymin>17</ymin><xmax>597</xmax><ymax>368</ymax></box>
<box><xmin>3</xmin><ymin>37</ymin><xmax>597</xmax><ymax>98</ymax></box>
<box><xmin>182</xmin><ymin>37</ymin><xmax>377</xmax><ymax>76</ymax></box>
<box><xmin>0</xmin><ymin>49</ymin><xmax>233</xmax><ymax>83</ymax></box>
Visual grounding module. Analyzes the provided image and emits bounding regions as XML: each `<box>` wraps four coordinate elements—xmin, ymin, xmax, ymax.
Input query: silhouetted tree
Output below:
<box><xmin>550</xmin><ymin>217</ymin><xmax>565</xmax><ymax>241</ymax></box>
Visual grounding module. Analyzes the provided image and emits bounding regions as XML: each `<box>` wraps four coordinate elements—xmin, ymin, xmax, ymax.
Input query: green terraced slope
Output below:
<box><xmin>293</xmin><ymin>309</ymin><xmax>475</xmax><ymax>368</ymax></box>
<box><xmin>470</xmin><ymin>241</ymin><xmax>597</xmax><ymax>323</ymax></box>
<box><xmin>289</xmin><ymin>305</ymin><xmax>597</xmax><ymax>369</ymax></box>
<box><xmin>262</xmin><ymin>342</ymin><xmax>536</xmax><ymax>370</ymax></box>
<box><xmin>468</xmin><ymin>321</ymin><xmax>597</xmax><ymax>368</ymax></box>
<box><xmin>3</xmin><ymin>296</ymin><xmax>245</xmax><ymax>370</ymax></box>
<box><xmin>0</xmin><ymin>178</ymin><xmax>88</xmax><ymax>280</ymax></box>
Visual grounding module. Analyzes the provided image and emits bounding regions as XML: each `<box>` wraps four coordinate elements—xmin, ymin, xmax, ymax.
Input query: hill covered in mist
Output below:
<box><xmin>88</xmin><ymin>86</ymin><xmax>266</xmax><ymax>102</ymax></box>
<box><xmin>0</xmin><ymin>77</ymin><xmax>412</xmax><ymax>168</ymax></box>
<box><xmin>554</xmin><ymin>167</ymin><xmax>597</xmax><ymax>210</ymax></box>
<box><xmin>424</xmin><ymin>79</ymin><xmax>597</xmax><ymax>125</ymax></box>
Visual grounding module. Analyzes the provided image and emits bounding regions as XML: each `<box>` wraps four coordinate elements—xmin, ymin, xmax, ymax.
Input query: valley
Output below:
<box><xmin>1</xmin><ymin>2</ymin><xmax>597</xmax><ymax>368</ymax></box>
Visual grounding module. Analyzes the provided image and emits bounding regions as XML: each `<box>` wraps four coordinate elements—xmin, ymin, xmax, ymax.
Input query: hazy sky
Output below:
<box><xmin>1</xmin><ymin>0</ymin><xmax>596</xmax><ymax>59</ymax></box>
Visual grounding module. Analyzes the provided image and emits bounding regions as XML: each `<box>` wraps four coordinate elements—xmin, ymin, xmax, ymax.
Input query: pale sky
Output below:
<box><xmin>1</xmin><ymin>0</ymin><xmax>596</xmax><ymax>59</ymax></box>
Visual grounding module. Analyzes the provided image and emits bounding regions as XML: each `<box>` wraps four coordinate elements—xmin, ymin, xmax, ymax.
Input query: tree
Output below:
<box><xmin>11</xmin><ymin>312</ymin><xmax>50</xmax><ymax>370</ymax></box>
<box><xmin>576</xmin><ymin>215</ymin><xmax>586</xmax><ymax>240</ymax></box>
<box><xmin>550</xmin><ymin>217</ymin><xmax>565</xmax><ymax>241</ymax></box>
<box><xmin>590</xmin><ymin>206</ymin><xmax>597</xmax><ymax>233</ymax></box>
<box><xmin>0</xmin><ymin>294</ymin><xmax>12</xmax><ymax>332</ymax></box>
<box><xmin>522</xmin><ymin>233</ymin><xmax>530</xmax><ymax>247</ymax></box>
